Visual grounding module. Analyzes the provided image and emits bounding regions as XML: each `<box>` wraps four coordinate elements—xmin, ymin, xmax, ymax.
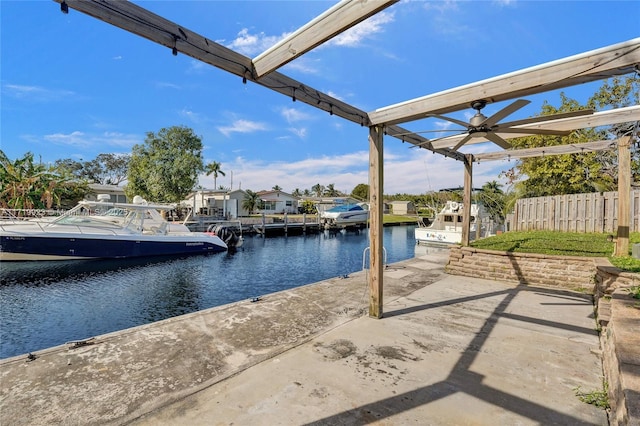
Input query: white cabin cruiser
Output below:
<box><xmin>415</xmin><ymin>201</ymin><xmax>487</xmax><ymax>245</ymax></box>
<box><xmin>0</xmin><ymin>197</ymin><xmax>234</xmax><ymax>261</ymax></box>
<box><xmin>321</xmin><ymin>203</ymin><xmax>369</xmax><ymax>227</ymax></box>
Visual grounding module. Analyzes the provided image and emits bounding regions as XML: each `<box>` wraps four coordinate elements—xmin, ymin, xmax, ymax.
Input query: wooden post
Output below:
<box><xmin>461</xmin><ymin>154</ymin><xmax>473</xmax><ymax>246</ymax></box>
<box><xmin>284</xmin><ymin>212</ymin><xmax>288</xmax><ymax>234</ymax></box>
<box><xmin>615</xmin><ymin>136</ymin><xmax>631</xmax><ymax>256</ymax></box>
<box><xmin>368</xmin><ymin>125</ymin><xmax>384</xmax><ymax>319</ymax></box>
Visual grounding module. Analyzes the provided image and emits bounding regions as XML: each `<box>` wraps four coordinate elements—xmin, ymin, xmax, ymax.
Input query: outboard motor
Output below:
<box><xmin>207</xmin><ymin>224</ymin><xmax>242</xmax><ymax>250</ymax></box>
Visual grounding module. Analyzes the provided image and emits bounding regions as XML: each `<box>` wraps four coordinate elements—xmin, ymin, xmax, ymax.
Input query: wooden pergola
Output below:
<box><xmin>54</xmin><ymin>0</ymin><xmax>640</xmax><ymax>318</ymax></box>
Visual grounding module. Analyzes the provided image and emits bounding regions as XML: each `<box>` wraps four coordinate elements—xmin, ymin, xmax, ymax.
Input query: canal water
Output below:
<box><xmin>1</xmin><ymin>225</ymin><xmax>438</xmax><ymax>359</ymax></box>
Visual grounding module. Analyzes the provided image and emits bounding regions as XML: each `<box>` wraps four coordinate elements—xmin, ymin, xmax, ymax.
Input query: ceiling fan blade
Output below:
<box><xmin>498</xmin><ymin>108</ymin><xmax>595</xmax><ymax>128</ymax></box>
<box><xmin>406</xmin><ymin>129</ymin><xmax>463</xmax><ymax>135</ymax></box>
<box><xmin>483</xmin><ymin>99</ymin><xmax>530</xmax><ymax>127</ymax></box>
<box><xmin>427</xmin><ymin>114</ymin><xmax>470</xmax><ymax>128</ymax></box>
<box><xmin>452</xmin><ymin>134</ymin><xmax>473</xmax><ymax>151</ymax></box>
<box><xmin>484</xmin><ymin>132</ymin><xmax>512</xmax><ymax>149</ymax></box>
<box><xmin>497</xmin><ymin>128</ymin><xmax>572</xmax><ymax>136</ymax></box>
<box><xmin>413</xmin><ymin>131</ymin><xmax>466</xmax><ymax>146</ymax></box>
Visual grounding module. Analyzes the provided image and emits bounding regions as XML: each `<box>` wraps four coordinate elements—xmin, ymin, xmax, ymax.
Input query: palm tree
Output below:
<box><xmin>478</xmin><ymin>180</ymin><xmax>506</xmax><ymax>222</ymax></box>
<box><xmin>292</xmin><ymin>188</ymin><xmax>301</xmax><ymax>197</ymax></box>
<box><xmin>272</xmin><ymin>185</ymin><xmax>282</xmax><ymax>191</ymax></box>
<box><xmin>204</xmin><ymin>161</ymin><xmax>225</xmax><ymax>189</ymax></box>
<box><xmin>0</xmin><ymin>151</ymin><xmax>62</xmax><ymax>210</ymax></box>
<box><xmin>311</xmin><ymin>183</ymin><xmax>324</xmax><ymax>197</ymax></box>
<box><xmin>324</xmin><ymin>183</ymin><xmax>340</xmax><ymax>197</ymax></box>
<box><xmin>242</xmin><ymin>189</ymin><xmax>261</xmax><ymax>215</ymax></box>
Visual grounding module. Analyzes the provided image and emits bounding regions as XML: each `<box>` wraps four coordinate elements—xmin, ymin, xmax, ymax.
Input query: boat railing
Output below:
<box><xmin>1</xmin><ymin>208</ymin><xmax>65</xmax><ymax>220</ymax></box>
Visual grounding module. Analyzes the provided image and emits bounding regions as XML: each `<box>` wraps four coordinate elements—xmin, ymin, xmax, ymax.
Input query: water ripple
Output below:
<box><xmin>1</xmin><ymin>226</ymin><xmax>421</xmax><ymax>358</ymax></box>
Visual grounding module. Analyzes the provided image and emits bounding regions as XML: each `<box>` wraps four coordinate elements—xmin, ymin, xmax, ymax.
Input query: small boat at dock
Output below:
<box><xmin>320</xmin><ymin>203</ymin><xmax>369</xmax><ymax>229</ymax></box>
<box><xmin>414</xmin><ymin>201</ymin><xmax>487</xmax><ymax>245</ymax></box>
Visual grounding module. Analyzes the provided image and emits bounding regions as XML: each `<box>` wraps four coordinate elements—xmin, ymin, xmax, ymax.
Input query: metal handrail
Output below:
<box><xmin>362</xmin><ymin>246</ymin><xmax>387</xmax><ymax>271</ymax></box>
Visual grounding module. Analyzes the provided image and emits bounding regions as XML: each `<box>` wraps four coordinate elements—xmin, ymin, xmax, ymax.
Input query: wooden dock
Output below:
<box><xmin>253</xmin><ymin>222</ymin><xmax>321</xmax><ymax>236</ymax></box>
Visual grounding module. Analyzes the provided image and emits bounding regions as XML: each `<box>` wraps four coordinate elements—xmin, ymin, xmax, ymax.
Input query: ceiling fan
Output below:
<box><xmin>425</xmin><ymin>99</ymin><xmax>594</xmax><ymax>151</ymax></box>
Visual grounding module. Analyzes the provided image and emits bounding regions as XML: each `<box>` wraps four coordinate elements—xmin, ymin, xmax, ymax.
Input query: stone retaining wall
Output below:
<box><xmin>445</xmin><ymin>245</ymin><xmax>639</xmax><ymax>425</ymax></box>
<box><xmin>446</xmin><ymin>246</ymin><xmax>597</xmax><ymax>291</ymax></box>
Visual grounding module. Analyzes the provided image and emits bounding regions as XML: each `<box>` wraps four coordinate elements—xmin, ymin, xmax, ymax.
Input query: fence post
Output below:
<box><xmin>615</xmin><ymin>136</ymin><xmax>631</xmax><ymax>256</ymax></box>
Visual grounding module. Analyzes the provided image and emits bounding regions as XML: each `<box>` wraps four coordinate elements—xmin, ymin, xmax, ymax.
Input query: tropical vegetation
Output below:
<box><xmin>0</xmin><ymin>150</ymin><xmax>88</xmax><ymax>211</ymax></box>
<box><xmin>204</xmin><ymin>161</ymin><xmax>225</xmax><ymax>190</ymax></box>
<box><xmin>126</xmin><ymin>126</ymin><xmax>205</xmax><ymax>203</ymax></box>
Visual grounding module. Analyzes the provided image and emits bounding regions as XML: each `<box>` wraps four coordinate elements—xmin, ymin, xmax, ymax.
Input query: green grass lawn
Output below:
<box><xmin>471</xmin><ymin>230</ymin><xmax>640</xmax><ymax>273</ymax></box>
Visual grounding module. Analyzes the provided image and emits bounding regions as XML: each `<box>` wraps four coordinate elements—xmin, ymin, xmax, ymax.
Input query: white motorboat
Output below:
<box><xmin>414</xmin><ymin>201</ymin><xmax>487</xmax><ymax>245</ymax></box>
<box><xmin>0</xmin><ymin>197</ymin><xmax>236</xmax><ymax>261</ymax></box>
<box><xmin>320</xmin><ymin>203</ymin><xmax>369</xmax><ymax>227</ymax></box>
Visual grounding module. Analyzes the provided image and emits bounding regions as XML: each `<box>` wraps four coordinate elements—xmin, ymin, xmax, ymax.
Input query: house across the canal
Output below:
<box><xmin>256</xmin><ymin>190</ymin><xmax>299</xmax><ymax>214</ymax></box>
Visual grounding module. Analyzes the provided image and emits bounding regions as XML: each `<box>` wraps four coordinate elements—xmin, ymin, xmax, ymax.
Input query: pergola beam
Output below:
<box><xmin>474</xmin><ymin>139</ymin><xmax>617</xmax><ymax>162</ymax></box>
<box><xmin>384</xmin><ymin>125</ymin><xmax>464</xmax><ymax>161</ymax></box>
<box><xmin>54</xmin><ymin>0</ymin><xmax>371</xmax><ymax>128</ymax></box>
<box><xmin>369</xmin><ymin>38</ymin><xmax>640</xmax><ymax>126</ymax></box>
<box><xmin>431</xmin><ymin>105</ymin><xmax>640</xmax><ymax>150</ymax></box>
<box><xmin>253</xmin><ymin>0</ymin><xmax>399</xmax><ymax>78</ymax></box>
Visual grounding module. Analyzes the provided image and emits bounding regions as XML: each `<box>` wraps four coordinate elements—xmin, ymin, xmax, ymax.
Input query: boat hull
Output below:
<box><xmin>1</xmin><ymin>233</ymin><xmax>226</xmax><ymax>261</ymax></box>
<box><xmin>322</xmin><ymin>212</ymin><xmax>369</xmax><ymax>225</ymax></box>
<box><xmin>414</xmin><ymin>228</ymin><xmax>464</xmax><ymax>245</ymax></box>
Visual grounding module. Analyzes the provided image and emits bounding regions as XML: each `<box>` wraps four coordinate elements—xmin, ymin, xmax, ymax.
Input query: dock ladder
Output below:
<box><xmin>362</xmin><ymin>246</ymin><xmax>387</xmax><ymax>271</ymax></box>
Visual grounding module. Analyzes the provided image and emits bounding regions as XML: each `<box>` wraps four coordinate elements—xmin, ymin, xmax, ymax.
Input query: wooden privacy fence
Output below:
<box><xmin>507</xmin><ymin>190</ymin><xmax>639</xmax><ymax>233</ymax></box>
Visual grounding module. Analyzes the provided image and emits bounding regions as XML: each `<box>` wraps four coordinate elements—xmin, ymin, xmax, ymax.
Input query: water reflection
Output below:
<box><xmin>1</xmin><ymin>226</ymin><xmax>421</xmax><ymax>359</ymax></box>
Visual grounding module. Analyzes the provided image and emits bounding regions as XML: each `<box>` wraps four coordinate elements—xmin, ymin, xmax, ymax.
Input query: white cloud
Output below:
<box><xmin>282</xmin><ymin>57</ymin><xmax>320</xmax><ymax>75</ymax></box>
<box><xmin>186</xmin><ymin>60</ymin><xmax>208</xmax><ymax>75</ymax></box>
<box><xmin>288</xmin><ymin>127</ymin><xmax>307</xmax><ymax>138</ymax></box>
<box><xmin>42</xmin><ymin>131</ymin><xmax>141</xmax><ymax>150</ymax></box>
<box><xmin>155</xmin><ymin>81</ymin><xmax>181</xmax><ymax>90</ymax></box>
<box><xmin>217</xmin><ymin>119</ymin><xmax>269</xmax><ymax>137</ymax></box>
<box><xmin>200</xmin><ymin>143</ymin><xmax>511</xmax><ymax>194</ymax></box>
<box><xmin>329</xmin><ymin>11</ymin><xmax>395</xmax><ymax>47</ymax></box>
<box><xmin>179</xmin><ymin>107</ymin><xmax>204</xmax><ymax>124</ymax></box>
<box><xmin>4</xmin><ymin>84</ymin><xmax>76</xmax><ymax>102</ymax></box>
<box><xmin>227</xmin><ymin>28</ymin><xmax>291</xmax><ymax>56</ymax></box>
<box><xmin>44</xmin><ymin>131</ymin><xmax>89</xmax><ymax>147</ymax></box>
<box><xmin>280</xmin><ymin>106</ymin><xmax>312</xmax><ymax>123</ymax></box>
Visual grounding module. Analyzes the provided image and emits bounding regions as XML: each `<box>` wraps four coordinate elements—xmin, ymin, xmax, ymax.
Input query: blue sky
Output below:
<box><xmin>2</xmin><ymin>0</ymin><xmax>638</xmax><ymax>195</ymax></box>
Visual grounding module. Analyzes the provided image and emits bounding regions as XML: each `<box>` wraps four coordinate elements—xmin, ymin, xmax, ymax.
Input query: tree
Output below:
<box><xmin>299</xmin><ymin>200</ymin><xmax>317</xmax><ymax>214</ymax></box>
<box><xmin>588</xmin><ymin>75</ymin><xmax>639</xmax><ymax>186</ymax></box>
<box><xmin>272</xmin><ymin>185</ymin><xmax>282</xmax><ymax>191</ymax></box>
<box><xmin>351</xmin><ymin>183</ymin><xmax>369</xmax><ymax>201</ymax></box>
<box><xmin>55</xmin><ymin>153</ymin><xmax>130</xmax><ymax>185</ymax></box>
<box><xmin>501</xmin><ymin>82</ymin><xmax>632</xmax><ymax>197</ymax></box>
<box><xmin>477</xmin><ymin>181</ymin><xmax>505</xmax><ymax>223</ymax></box>
<box><xmin>311</xmin><ymin>183</ymin><xmax>324</xmax><ymax>197</ymax></box>
<box><xmin>1</xmin><ymin>151</ymin><xmax>87</xmax><ymax>211</ymax></box>
<box><xmin>204</xmin><ymin>161</ymin><xmax>225</xmax><ymax>189</ymax></box>
<box><xmin>242</xmin><ymin>189</ymin><xmax>260</xmax><ymax>215</ymax></box>
<box><xmin>292</xmin><ymin>188</ymin><xmax>301</xmax><ymax>197</ymax></box>
<box><xmin>126</xmin><ymin>126</ymin><xmax>204</xmax><ymax>203</ymax></box>
<box><xmin>324</xmin><ymin>183</ymin><xmax>340</xmax><ymax>197</ymax></box>
<box><xmin>91</xmin><ymin>153</ymin><xmax>129</xmax><ymax>185</ymax></box>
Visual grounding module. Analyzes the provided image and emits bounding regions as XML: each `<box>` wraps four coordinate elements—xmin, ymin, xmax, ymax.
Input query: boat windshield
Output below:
<box><xmin>327</xmin><ymin>204</ymin><xmax>364</xmax><ymax>212</ymax></box>
<box><xmin>54</xmin><ymin>215</ymin><xmax>124</xmax><ymax>229</ymax></box>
